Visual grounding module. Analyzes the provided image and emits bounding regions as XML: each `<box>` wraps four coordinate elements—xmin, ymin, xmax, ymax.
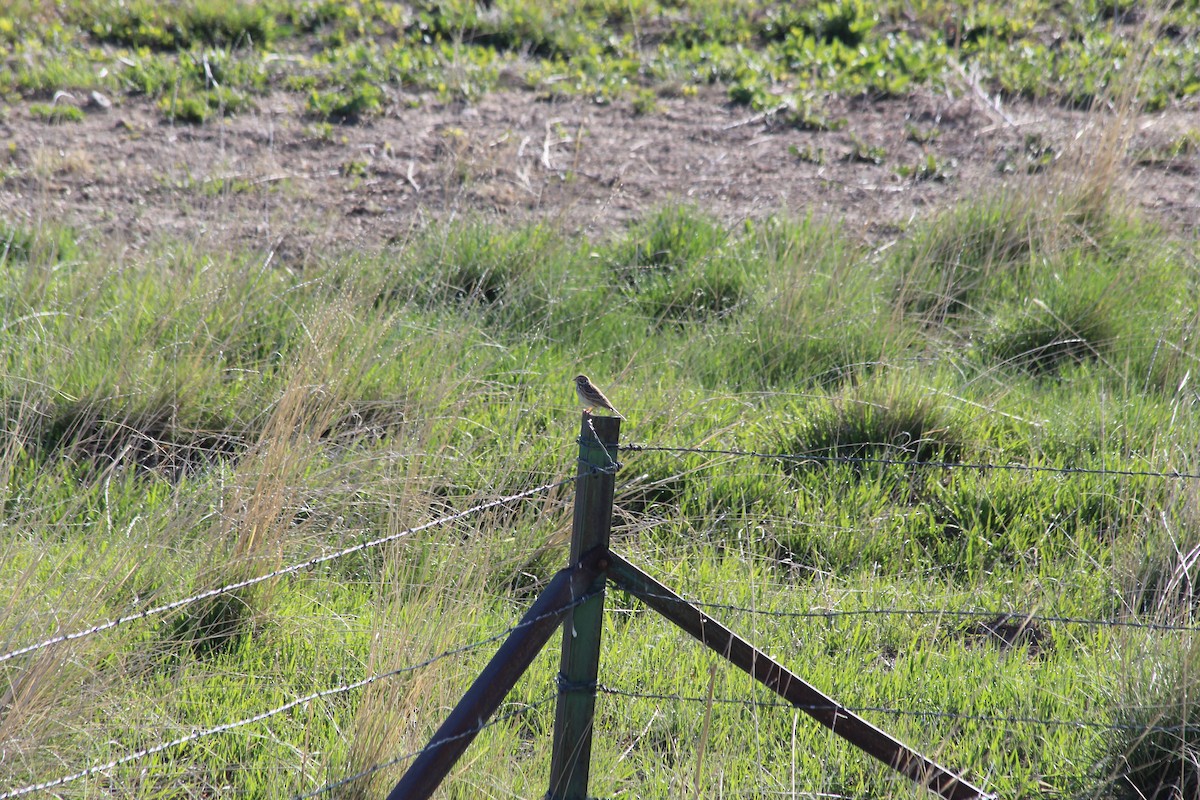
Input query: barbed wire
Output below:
<box><xmin>0</xmin><ymin>475</ymin><xmax>577</xmax><ymax>665</ymax></box>
<box><xmin>291</xmin><ymin>692</ymin><xmax>557</xmax><ymax>800</ymax></box>
<box><xmin>621</xmin><ymin>443</ymin><xmax>1200</xmax><ymax>481</ymax></box>
<box><xmin>0</xmin><ymin>587</ymin><xmax>598</xmax><ymax>800</ymax></box>
<box><xmin>595</xmin><ymin>686</ymin><xmax>1196</xmax><ymax>734</ymax></box>
<box><xmin>612</xmin><ymin>589</ymin><xmax>1198</xmax><ymax>632</ymax></box>
<box><xmin>11</xmin><ymin>436</ymin><xmax>1195</xmax><ymax>797</ymax></box>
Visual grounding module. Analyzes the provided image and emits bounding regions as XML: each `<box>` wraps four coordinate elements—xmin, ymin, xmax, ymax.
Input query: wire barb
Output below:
<box><xmin>577</xmin><ymin>456</ymin><xmax>621</xmax><ymax>476</ymax></box>
<box><xmin>581</xmin><ymin>414</ymin><xmax>621</xmax><ymax>472</ymax></box>
<box><xmin>555</xmin><ymin>671</ymin><xmax>599</xmax><ymax>694</ymax></box>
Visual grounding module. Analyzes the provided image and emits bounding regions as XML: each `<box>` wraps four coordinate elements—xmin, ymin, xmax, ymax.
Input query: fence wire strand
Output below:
<box><xmin>0</xmin><ymin>587</ymin><xmax>598</xmax><ymax>800</ymax></box>
<box><xmin>621</xmin><ymin>443</ymin><xmax>1200</xmax><ymax>480</ymax></box>
<box><xmin>595</xmin><ymin>686</ymin><xmax>1195</xmax><ymax>734</ymax></box>
<box><xmin>10</xmin><ymin>437</ymin><xmax>1199</xmax><ymax>797</ymax></box>
<box><xmin>612</xmin><ymin>589</ymin><xmax>1199</xmax><ymax>632</ymax></box>
<box><xmin>0</xmin><ymin>475</ymin><xmax>577</xmax><ymax>666</ymax></box>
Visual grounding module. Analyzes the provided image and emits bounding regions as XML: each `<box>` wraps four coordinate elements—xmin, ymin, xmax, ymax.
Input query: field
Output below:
<box><xmin>2</xmin><ymin>1</ymin><xmax>1200</xmax><ymax>798</ymax></box>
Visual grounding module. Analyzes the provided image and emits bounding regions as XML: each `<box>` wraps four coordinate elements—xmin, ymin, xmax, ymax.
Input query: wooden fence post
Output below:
<box><xmin>546</xmin><ymin>413</ymin><xmax>620</xmax><ymax>800</ymax></box>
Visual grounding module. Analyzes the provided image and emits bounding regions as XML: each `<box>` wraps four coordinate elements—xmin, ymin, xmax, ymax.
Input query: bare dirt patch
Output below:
<box><xmin>1</xmin><ymin>87</ymin><xmax>1196</xmax><ymax>260</ymax></box>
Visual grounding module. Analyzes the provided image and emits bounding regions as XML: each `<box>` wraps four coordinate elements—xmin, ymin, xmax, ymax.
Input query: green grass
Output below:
<box><xmin>1</xmin><ymin>188</ymin><xmax>1199</xmax><ymax>798</ymax></box>
<box><xmin>0</xmin><ymin>0</ymin><xmax>1196</xmax><ymax>119</ymax></box>
<box><xmin>28</xmin><ymin>102</ymin><xmax>85</xmax><ymax>123</ymax></box>
<box><xmin>1</xmin><ymin>2</ymin><xmax>1200</xmax><ymax>797</ymax></box>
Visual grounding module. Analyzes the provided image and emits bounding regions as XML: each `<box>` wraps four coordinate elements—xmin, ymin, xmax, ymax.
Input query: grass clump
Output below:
<box><xmin>927</xmin><ymin>464</ymin><xmax>1131</xmax><ymax>574</ymax></box>
<box><xmin>86</xmin><ymin>0</ymin><xmax>276</xmax><ymax>50</ymax></box>
<box><xmin>979</xmin><ymin>236</ymin><xmax>1181</xmax><ymax>381</ymax></box>
<box><xmin>159</xmin><ymin>85</ymin><xmax>253</xmax><ymax>122</ymax></box>
<box><xmin>306</xmin><ymin>83</ymin><xmax>383</xmax><ymax>123</ymax></box>
<box><xmin>895</xmin><ymin>190</ymin><xmax>1191</xmax><ymax>387</ymax></box>
<box><xmin>977</xmin><ymin>287</ymin><xmax>1115</xmax><ymax>375</ymax></box>
<box><xmin>387</xmin><ymin>221</ymin><xmax>561</xmax><ymax>320</ymax></box>
<box><xmin>633</xmin><ymin>255</ymin><xmax>751</xmax><ymax>327</ymax></box>
<box><xmin>0</xmin><ymin>220</ymin><xmax>77</xmax><ymax>265</ymax></box>
<box><xmin>602</xmin><ymin>205</ymin><xmax>752</xmax><ymax>327</ymax></box>
<box><xmin>893</xmin><ymin>189</ymin><xmax>1129</xmax><ymax>319</ymax></box>
<box><xmin>783</xmin><ymin>373</ymin><xmax>968</xmax><ymax>469</ymax></box>
<box><xmin>164</xmin><ymin>588</ymin><xmax>255</xmax><ymax>659</ymax></box>
<box><xmin>609</xmin><ymin>204</ymin><xmax>730</xmax><ymax>281</ymax></box>
<box><xmin>28</xmin><ymin>102</ymin><xmax>84</xmax><ymax>123</ymax></box>
<box><xmin>894</xmin><ymin>193</ymin><xmax>1041</xmax><ymax>323</ymax></box>
<box><xmin>689</xmin><ymin>214</ymin><xmax>903</xmax><ymax>390</ymax></box>
<box><xmin>1106</xmin><ymin>636</ymin><xmax>1200</xmax><ymax>800</ymax></box>
<box><xmin>28</xmin><ymin>393</ymin><xmax>243</xmax><ymax>478</ymax></box>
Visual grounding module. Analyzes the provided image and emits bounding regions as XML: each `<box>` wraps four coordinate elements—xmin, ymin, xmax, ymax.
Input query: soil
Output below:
<box><xmin>1</xmin><ymin>86</ymin><xmax>1196</xmax><ymax>263</ymax></box>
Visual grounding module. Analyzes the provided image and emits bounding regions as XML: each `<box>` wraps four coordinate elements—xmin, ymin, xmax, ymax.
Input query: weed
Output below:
<box><xmin>842</xmin><ymin>134</ymin><xmax>886</xmax><ymax>165</ymax></box>
<box><xmin>160</xmin><ymin>92</ymin><xmax>209</xmax><ymax>123</ymax></box>
<box><xmin>789</xmin><ymin>143</ymin><xmax>827</xmax><ymax>165</ymax></box>
<box><xmin>1</xmin><ymin>0</ymin><xmax>1195</xmax><ymax>114</ymax></box>
<box><xmin>997</xmin><ymin>133</ymin><xmax>1058</xmax><ymax>174</ymax></box>
<box><xmin>1133</xmin><ymin>129</ymin><xmax>1200</xmax><ymax>171</ymax></box>
<box><xmin>306</xmin><ymin>84</ymin><xmax>383</xmax><ymax>123</ymax></box>
<box><xmin>904</xmin><ymin>122</ymin><xmax>939</xmax><ymax>143</ymax></box>
<box><xmin>759</xmin><ymin>1</ymin><xmax>878</xmax><ymax>48</ymax></box>
<box><xmin>158</xmin><ymin>86</ymin><xmax>252</xmax><ymax>122</ymax></box>
<box><xmin>781</xmin><ymin>95</ymin><xmax>846</xmax><ymax>131</ymax></box>
<box><xmin>29</xmin><ymin>102</ymin><xmax>84</xmax><ymax>123</ymax></box>
<box><xmin>632</xmin><ymin>87</ymin><xmax>660</xmax><ymax>115</ymax></box>
<box><xmin>86</xmin><ymin>0</ymin><xmax>276</xmax><ymax>50</ymax></box>
<box><xmin>895</xmin><ymin>153</ymin><xmax>955</xmax><ymax>181</ymax></box>
<box><xmin>340</xmin><ymin>158</ymin><xmax>369</xmax><ymax>178</ymax></box>
<box><xmin>304</xmin><ymin>121</ymin><xmax>335</xmax><ymax>142</ymax></box>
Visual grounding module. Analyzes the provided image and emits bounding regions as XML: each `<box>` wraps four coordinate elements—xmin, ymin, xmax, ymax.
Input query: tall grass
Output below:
<box><xmin>3</xmin><ymin>0</ymin><xmax>1199</xmax><ymax>792</ymax></box>
<box><xmin>2</xmin><ymin>170</ymin><xmax>1199</xmax><ymax>796</ymax></box>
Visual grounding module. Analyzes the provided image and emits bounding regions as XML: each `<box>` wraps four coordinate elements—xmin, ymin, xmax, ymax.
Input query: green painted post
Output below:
<box><xmin>384</xmin><ymin>554</ymin><xmax>607</xmax><ymax>800</ymax></box>
<box><xmin>547</xmin><ymin>413</ymin><xmax>620</xmax><ymax>800</ymax></box>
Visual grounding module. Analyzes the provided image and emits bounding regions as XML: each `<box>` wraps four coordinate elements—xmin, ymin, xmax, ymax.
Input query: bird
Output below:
<box><xmin>574</xmin><ymin>374</ymin><xmax>625</xmax><ymax>419</ymax></box>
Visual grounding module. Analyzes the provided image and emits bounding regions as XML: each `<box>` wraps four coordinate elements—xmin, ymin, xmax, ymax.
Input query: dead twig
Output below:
<box><xmin>721</xmin><ymin>103</ymin><xmax>788</xmax><ymax>131</ymax></box>
<box><xmin>948</xmin><ymin>58</ymin><xmax>1018</xmax><ymax>129</ymax></box>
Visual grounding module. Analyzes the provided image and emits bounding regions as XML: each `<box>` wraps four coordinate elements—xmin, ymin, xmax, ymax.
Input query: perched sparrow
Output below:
<box><xmin>574</xmin><ymin>374</ymin><xmax>625</xmax><ymax>418</ymax></box>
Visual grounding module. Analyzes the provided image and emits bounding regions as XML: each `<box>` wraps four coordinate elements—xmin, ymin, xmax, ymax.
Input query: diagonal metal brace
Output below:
<box><xmin>606</xmin><ymin>552</ymin><xmax>993</xmax><ymax>800</ymax></box>
<box><xmin>385</xmin><ymin>548</ymin><xmax>608</xmax><ymax>800</ymax></box>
